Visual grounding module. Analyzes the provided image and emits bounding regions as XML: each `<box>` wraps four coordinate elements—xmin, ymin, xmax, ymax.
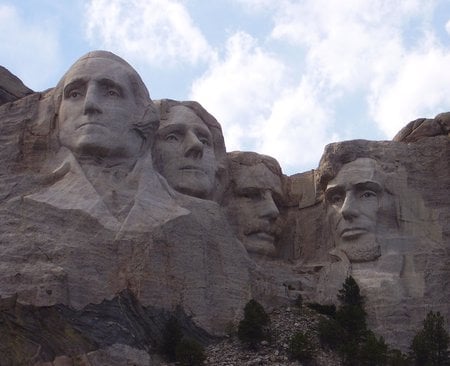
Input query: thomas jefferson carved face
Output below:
<box><xmin>325</xmin><ymin>158</ymin><xmax>385</xmax><ymax>262</ymax></box>
<box><xmin>58</xmin><ymin>57</ymin><xmax>145</xmax><ymax>159</ymax></box>
<box><xmin>154</xmin><ymin>105</ymin><xmax>218</xmax><ymax>199</ymax></box>
<box><xmin>225</xmin><ymin>161</ymin><xmax>282</xmax><ymax>257</ymax></box>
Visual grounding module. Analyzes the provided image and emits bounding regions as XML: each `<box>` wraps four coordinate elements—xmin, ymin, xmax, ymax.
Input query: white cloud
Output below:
<box><xmin>269</xmin><ymin>0</ymin><xmax>429</xmax><ymax>92</ymax></box>
<box><xmin>370</xmin><ymin>44</ymin><xmax>450</xmax><ymax>137</ymax></box>
<box><xmin>190</xmin><ymin>31</ymin><xmax>336</xmax><ymax>173</ymax></box>
<box><xmin>445</xmin><ymin>19</ymin><xmax>450</xmax><ymax>35</ymax></box>
<box><xmin>189</xmin><ymin>32</ymin><xmax>286</xmax><ymax>149</ymax></box>
<box><xmin>258</xmin><ymin>78</ymin><xmax>338</xmax><ymax>172</ymax></box>
<box><xmin>252</xmin><ymin>0</ymin><xmax>449</xmax><ymax>140</ymax></box>
<box><xmin>85</xmin><ymin>0</ymin><xmax>215</xmax><ymax>67</ymax></box>
<box><xmin>231</xmin><ymin>0</ymin><xmax>278</xmax><ymax>12</ymax></box>
<box><xmin>0</xmin><ymin>4</ymin><xmax>60</xmax><ymax>90</ymax></box>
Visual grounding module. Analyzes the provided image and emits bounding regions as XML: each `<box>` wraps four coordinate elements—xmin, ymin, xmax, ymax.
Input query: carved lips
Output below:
<box><xmin>246</xmin><ymin>226</ymin><xmax>276</xmax><ymax>243</ymax></box>
<box><xmin>179</xmin><ymin>164</ymin><xmax>207</xmax><ymax>174</ymax></box>
<box><xmin>340</xmin><ymin>227</ymin><xmax>370</xmax><ymax>240</ymax></box>
<box><xmin>77</xmin><ymin>121</ymin><xmax>106</xmax><ymax>130</ymax></box>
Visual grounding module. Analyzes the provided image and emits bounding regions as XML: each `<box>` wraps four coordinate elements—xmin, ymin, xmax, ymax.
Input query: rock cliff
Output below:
<box><xmin>0</xmin><ymin>52</ymin><xmax>448</xmax><ymax>364</ymax></box>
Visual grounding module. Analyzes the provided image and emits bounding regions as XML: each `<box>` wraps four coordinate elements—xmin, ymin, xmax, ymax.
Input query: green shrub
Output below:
<box><xmin>237</xmin><ymin>299</ymin><xmax>270</xmax><ymax>349</ymax></box>
<box><xmin>288</xmin><ymin>331</ymin><xmax>315</xmax><ymax>362</ymax></box>
<box><xmin>175</xmin><ymin>338</ymin><xmax>206</xmax><ymax>366</ymax></box>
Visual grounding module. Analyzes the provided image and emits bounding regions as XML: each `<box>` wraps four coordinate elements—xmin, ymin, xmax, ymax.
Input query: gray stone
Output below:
<box><xmin>0</xmin><ymin>50</ymin><xmax>448</xmax><ymax>360</ymax></box>
<box><xmin>0</xmin><ymin>65</ymin><xmax>33</xmax><ymax>105</ymax></box>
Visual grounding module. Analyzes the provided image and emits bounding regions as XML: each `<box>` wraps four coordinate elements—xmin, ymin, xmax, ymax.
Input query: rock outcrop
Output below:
<box><xmin>0</xmin><ymin>66</ymin><xmax>33</xmax><ymax>105</ymax></box>
<box><xmin>0</xmin><ymin>51</ymin><xmax>448</xmax><ymax>364</ymax></box>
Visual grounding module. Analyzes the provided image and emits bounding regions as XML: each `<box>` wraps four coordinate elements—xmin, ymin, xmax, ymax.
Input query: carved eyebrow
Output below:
<box><xmin>324</xmin><ymin>186</ymin><xmax>344</xmax><ymax>201</ymax></box>
<box><xmin>353</xmin><ymin>181</ymin><xmax>382</xmax><ymax>192</ymax></box>
<box><xmin>157</xmin><ymin>123</ymin><xmax>187</xmax><ymax>136</ymax></box>
<box><xmin>193</xmin><ymin>125</ymin><xmax>212</xmax><ymax>140</ymax></box>
<box><xmin>325</xmin><ymin>185</ymin><xmax>343</xmax><ymax>195</ymax></box>
<box><xmin>97</xmin><ymin>78</ymin><xmax>124</xmax><ymax>95</ymax></box>
<box><xmin>63</xmin><ymin>78</ymin><xmax>87</xmax><ymax>94</ymax></box>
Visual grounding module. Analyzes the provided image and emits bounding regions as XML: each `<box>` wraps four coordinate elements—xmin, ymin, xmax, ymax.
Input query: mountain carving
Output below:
<box><xmin>0</xmin><ymin>51</ymin><xmax>448</xmax><ymax>364</ymax></box>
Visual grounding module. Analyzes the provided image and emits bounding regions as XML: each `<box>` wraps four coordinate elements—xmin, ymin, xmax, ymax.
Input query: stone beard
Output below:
<box><xmin>325</xmin><ymin>158</ymin><xmax>392</xmax><ymax>263</ymax></box>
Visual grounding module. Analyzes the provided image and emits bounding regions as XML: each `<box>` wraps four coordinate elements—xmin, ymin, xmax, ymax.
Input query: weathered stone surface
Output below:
<box><xmin>306</xmin><ymin>137</ymin><xmax>450</xmax><ymax>350</ymax></box>
<box><xmin>222</xmin><ymin>151</ymin><xmax>285</xmax><ymax>258</ymax></box>
<box><xmin>0</xmin><ymin>66</ymin><xmax>33</xmax><ymax>105</ymax></box>
<box><xmin>0</xmin><ymin>53</ymin><xmax>254</xmax><ymax>362</ymax></box>
<box><xmin>0</xmin><ymin>51</ymin><xmax>448</xmax><ymax>362</ymax></box>
<box><xmin>393</xmin><ymin>112</ymin><xmax>450</xmax><ymax>142</ymax></box>
<box><xmin>153</xmin><ymin>99</ymin><xmax>228</xmax><ymax>202</ymax></box>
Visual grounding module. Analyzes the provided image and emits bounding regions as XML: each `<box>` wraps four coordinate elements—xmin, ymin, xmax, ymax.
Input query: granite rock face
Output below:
<box><xmin>0</xmin><ymin>51</ymin><xmax>449</xmax><ymax>363</ymax></box>
<box><xmin>294</xmin><ymin>135</ymin><xmax>450</xmax><ymax>350</ymax></box>
<box><xmin>0</xmin><ymin>66</ymin><xmax>33</xmax><ymax>105</ymax></box>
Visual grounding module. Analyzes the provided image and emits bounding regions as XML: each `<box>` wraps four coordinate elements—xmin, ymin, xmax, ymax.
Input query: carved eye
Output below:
<box><xmin>68</xmin><ymin>90</ymin><xmax>82</xmax><ymax>98</ymax></box>
<box><xmin>327</xmin><ymin>193</ymin><xmax>344</xmax><ymax>205</ymax></box>
<box><xmin>107</xmin><ymin>89</ymin><xmax>120</xmax><ymax>97</ymax></box>
<box><xmin>199</xmin><ymin>136</ymin><xmax>211</xmax><ymax>146</ymax></box>
<box><xmin>361</xmin><ymin>191</ymin><xmax>377</xmax><ymax>199</ymax></box>
<box><xmin>242</xmin><ymin>190</ymin><xmax>263</xmax><ymax>200</ymax></box>
<box><xmin>165</xmin><ymin>134</ymin><xmax>179</xmax><ymax>142</ymax></box>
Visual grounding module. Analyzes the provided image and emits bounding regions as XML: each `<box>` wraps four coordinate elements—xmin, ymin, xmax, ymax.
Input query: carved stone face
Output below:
<box><xmin>58</xmin><ymin>57</ymin><xmax>144</xmax><ymax>159</ymax></box>
<box><xmin>154</xmin><ymin>105</ymin><xmax>218</xmax><ymax>199</ymax></box>
<box><xmin>226</xmin><ymin>163</ymin><xmax>282</xmax><ymax>257</ymax></box>
<box><xmin>325</xmin><ymin>158</ymin><xmax>385</xmax><ymax>262</ymax></box>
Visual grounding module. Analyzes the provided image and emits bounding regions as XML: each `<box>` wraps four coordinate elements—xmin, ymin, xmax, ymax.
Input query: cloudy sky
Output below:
<box><xmin>1</xmin><ymin>0</ymin><xmax>450</xmax><ymax>174</ymax></box>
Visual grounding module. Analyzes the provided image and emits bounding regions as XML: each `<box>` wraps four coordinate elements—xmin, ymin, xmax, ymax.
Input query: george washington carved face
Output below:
<box><xmin>57</xmin><ymin>52</ymin><xmax>152</xmax><ymax>160</ymax></box>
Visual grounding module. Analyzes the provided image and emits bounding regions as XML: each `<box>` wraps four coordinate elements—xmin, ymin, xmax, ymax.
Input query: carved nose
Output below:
<box><xmin>260</xmin><ymin>191</ymin><xmax>279</xmax><ymax>220</ymax></box>
<box><xmin>340</xmin><ymin>193</ymin><xmax>358</xmax><ymax>220</ymax></box>
<box><xmin>83</xmin><ymin>86</ymin><xmax>102</xmax><ymax>115</ymax></box>
<box><xmin>183</xmin><ymin>131</ymin><xmax>203</xmax><ymax>159</ymax></box>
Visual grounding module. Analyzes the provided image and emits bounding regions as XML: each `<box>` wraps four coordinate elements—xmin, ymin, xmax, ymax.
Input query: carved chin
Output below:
<box><xmin>339</xmin><ymin>241</ymin><xmax>381</xmax><ymax>263</ymax></box>
<box><xmin>175</xmin><ymin>179</ymin><xmax>212</xmax><ymax>199</ymax></box>
<box><xmin>242</xmin><ymin>233</ymin><xmax>276</xmax><ymax>257</ymax></box>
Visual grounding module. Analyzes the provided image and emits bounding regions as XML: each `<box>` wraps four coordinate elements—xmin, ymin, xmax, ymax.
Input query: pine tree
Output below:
<box><xmin>237</xmin><ymin>299</ymin><xmax>270</xmax><ymax>349</ymax></box>
<box><xmin>336</xmin><ymin>276</ymin><xmax>367</xmax><ymax>343</ymax></box>
<box><xmin>338</xmin><ymin>275</ymin><xmax>364</xmax><ymax>307</ymax></box>
<box><xmin>411</xmin><ymin>311</ymin><xmax>449</xmax><ymax>366</ymax></box>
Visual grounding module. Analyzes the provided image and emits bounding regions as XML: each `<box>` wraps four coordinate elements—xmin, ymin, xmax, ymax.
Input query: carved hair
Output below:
<box><xmin>316</xmin><ymin>140</ymin><xmax>397</xmax><ymax>196</ymax></box>
<box><xmin>316</xmin><ymin>141</ymin><xmax>401</xmax><ymax>230</ymax></box>
<box><xmin>227</xmin><ymin>151</ymin><xmax>282</xmax><ymax>177</ymax></box>
<box><xmin>223</xmin><ymin>151</ymin><xmax>284</xmax><ymax>206</ymax></box>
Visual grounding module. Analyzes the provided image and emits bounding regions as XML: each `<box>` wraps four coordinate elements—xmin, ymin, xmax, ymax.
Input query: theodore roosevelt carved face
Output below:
<box><xmin>224</xmin><ymin>152</ymin><xmax>283</xmax><ymax>257</ymax></box>
<box><xmin>325</xmin><ymin>158</ymin><xmax>387</xmax><ymax>262</ymax></box>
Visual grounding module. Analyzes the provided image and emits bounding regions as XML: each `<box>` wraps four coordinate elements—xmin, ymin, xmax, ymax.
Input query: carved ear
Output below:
<box><xmin>133</xmin><ymin>101</ymin><xmax>160</xmax><ymax>150</ymax></box>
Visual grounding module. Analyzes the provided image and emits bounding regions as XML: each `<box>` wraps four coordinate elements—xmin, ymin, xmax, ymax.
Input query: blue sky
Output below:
<box><xmin>1</xmin><ymin>0</ymin><xmax>450</xmax><ymax>175</ymax></box>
